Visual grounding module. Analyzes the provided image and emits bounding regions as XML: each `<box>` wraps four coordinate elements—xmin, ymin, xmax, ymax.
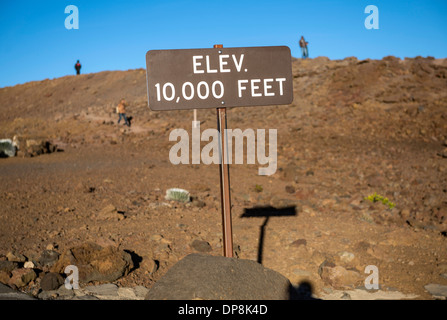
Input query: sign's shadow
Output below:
<box><xmin>241</xmin><ymin>205</ymin><xmax>297</xmax><ymax>265</ymax></box>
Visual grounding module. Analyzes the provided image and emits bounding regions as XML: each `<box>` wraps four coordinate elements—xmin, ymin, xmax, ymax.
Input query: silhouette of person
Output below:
<box><xmin>116</xmin><ymin>98</ymin><xmax>130</xmax><ymax>127</ymax></box>
<box><xmin>299</xmin><ymin>36</ymin><xmax>309</xmax><ymax>59</ymax></box>
<box><xmin>75</xmin><ymin>60</ymin><xmax>81</xmax><ymax>75</ymax></box>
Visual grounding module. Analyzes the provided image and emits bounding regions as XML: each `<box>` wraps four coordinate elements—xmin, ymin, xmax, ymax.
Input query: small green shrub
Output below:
<box><xmin>165</xmin><ymin>188</ymin><xmax>191</xmax><ymax>203</ymax></box>
<box><xmin>365</xmin><ymin>192</ymin><xmax>395</xmax><ymax>209</ymax></box>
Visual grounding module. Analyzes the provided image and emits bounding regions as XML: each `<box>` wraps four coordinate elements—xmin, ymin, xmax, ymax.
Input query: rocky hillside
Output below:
<box><xmin>0</xmin><ymin>55</ymin><xmax>446</xmax><ymax>300</ymax></box>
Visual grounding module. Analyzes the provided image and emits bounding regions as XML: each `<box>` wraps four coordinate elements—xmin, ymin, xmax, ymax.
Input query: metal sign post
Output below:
<box><xmin>215</xmin><ymin>44</ymin><xmax>233</xmax><ymax>257</ymax></box>
<box><xmin>217</xmin><ymin>106</ymin><xmax>233</xmax><ymax>257</ymax></box>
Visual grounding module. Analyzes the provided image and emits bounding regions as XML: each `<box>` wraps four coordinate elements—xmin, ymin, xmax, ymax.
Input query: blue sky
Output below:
<box><xmin>0</xmin><ymin>0</ymin><xmax>446</xmax><ymax>88</ymax></box>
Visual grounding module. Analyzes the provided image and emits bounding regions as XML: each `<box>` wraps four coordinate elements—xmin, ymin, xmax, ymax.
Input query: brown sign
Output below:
<box><xmin>145</xmin><ymin>46</ymin><xmax>293</xmax><ymax>111</ymax></box>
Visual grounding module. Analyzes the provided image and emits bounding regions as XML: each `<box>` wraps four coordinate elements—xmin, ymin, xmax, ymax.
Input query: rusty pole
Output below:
<box><xmin>214</xmin><ymin>44</ymin><xmax>234</xmax><ymax>258</ymax></box>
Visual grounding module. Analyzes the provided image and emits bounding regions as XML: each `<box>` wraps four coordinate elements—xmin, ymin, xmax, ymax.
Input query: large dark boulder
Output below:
<box><xmin>145</xmin><ymin>253</ymin><xmax>293</xmax><ymax>300</ymax></box>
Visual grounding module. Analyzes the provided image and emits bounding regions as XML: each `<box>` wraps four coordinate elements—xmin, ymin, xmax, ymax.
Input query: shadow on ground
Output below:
<box><xmin>241</xmin><ymin>205</ymin><xmax>297</xmax><ymax>264</ymax></box>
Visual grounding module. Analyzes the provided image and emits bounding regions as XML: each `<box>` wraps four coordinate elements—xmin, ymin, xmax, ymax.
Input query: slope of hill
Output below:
<box><xmin>0</xmin><ymin>56</ymin><xmax>446</xmax><ymax>299</ymax></box>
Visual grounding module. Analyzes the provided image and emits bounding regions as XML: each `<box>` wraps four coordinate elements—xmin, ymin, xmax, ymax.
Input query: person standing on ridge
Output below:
<box><xmin>116</xmin><ymin>98</ymin><xmax>130</xmax><ymax>127</ymax></box>
<box><xmin>299</xmin><ymin>36</ymin><xmax>309</xmax><ymax>59</ymax></box>
<box><xmin>75</xmin><ymin>60</ymin><xmax>82</xmax><ymax>75</ymax></box>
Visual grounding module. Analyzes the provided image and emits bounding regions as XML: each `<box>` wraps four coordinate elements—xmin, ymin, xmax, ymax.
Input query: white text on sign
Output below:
<box><xmin>238</xmin><ymin>78</ymin><xmax>286</xmax><ymax>98</ymax></box>
<box><xmin>193</xmin><ymin>54</ymin><xmax>245</xmax><ymax>73</ymax></box>
<box><xmin>153</xmin><ymin>54</ymin><xmax>287</xmax><ymax>103</ymax></box>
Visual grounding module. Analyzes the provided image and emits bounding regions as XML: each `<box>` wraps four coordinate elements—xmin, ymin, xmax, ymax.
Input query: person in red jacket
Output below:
<box><xmin>74</xmin><ymin>60</ymin><xmax>81</xmax><ymax>75</ymax></box>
